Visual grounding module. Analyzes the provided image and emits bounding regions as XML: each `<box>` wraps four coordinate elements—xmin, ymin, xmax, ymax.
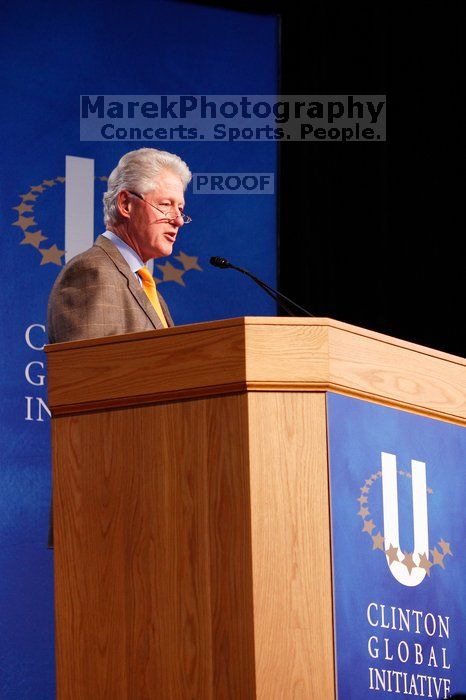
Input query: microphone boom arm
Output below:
<box><xmin>231</xmin><ymin>264</ymin><xmax>313</xmax><ymax>317</ymax></box>
<box><xmin>210</xmin><ymin>256</ymin><xmax>314</xmax><ymax>317</ymax></box>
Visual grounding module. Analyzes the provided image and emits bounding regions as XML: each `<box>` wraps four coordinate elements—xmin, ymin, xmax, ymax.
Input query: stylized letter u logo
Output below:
<box><xmin>381</xmin><ymin>452</ymin><xmax>429</xmax><ymax>587</ymax></box>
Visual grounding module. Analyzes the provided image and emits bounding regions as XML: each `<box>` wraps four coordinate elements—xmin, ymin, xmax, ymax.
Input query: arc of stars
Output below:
<box><xmin>156</xmin><ymin>261</ymin><xmax>186</xmax><ymax>286</ymax></box>
<box><xmin>357</xmin><ymin>470</ymin><xmax>451</xmax><ymax>578</ymax></box>
<box><xmin>12</xmin><ymin>214</ymin><xmax>37</xmax><ymax>231</ymax></box>
<box><xmin>362</xmin><ymin>519</ymin><xmax>376</xmax><ymax>535</ymax></box>
<box><xmin>385</xmin><ymin>543</ymin><xmax>400</xmax><ymax>565</ymax></box>
<box><xmin>175</xmin><ymin>251</ymin><xmax>202</xmax><ymax>272</ymax></box>
<box><xmin>20</xmin><ymin>231</ymin><xmax>47</xmax><ymax>248</ymax></box>
<box><xmin>11</xmin><ymin>177</ymin><xmax>204</xmax><ymax>276</ymax></box>
<box><xmin>397</xmin><ymin>542</ymin><xmax>453</xmax><ymax>576</ymax></box>
<box><xmin>418</xmin><ymin>552</ymin><xmax>433</xmax><ymax>576</ymax></box>
<box><xmin>40</xmin><ymin>244</ymin><xmax>65</xmax><ymax>266</ymax></box>
<box><xmin>431</xmin><ymin>547</ymin><xmax>445</xmax><ymax>569</ymax></box>
<box><xmin>402</xmin><ymin>552</ymin><xmax>416</xmax><ymax>574</ymax></box>
<box><xmin>13</xmin><ymin>202</ymin><xmax>34</xmax><ymax>215</ymax></box>
<box><xmin>398</xmin><ymin>540</ymin><xmax>453</xmax><ymax>576</ymax></box>
<box><xmin>11</xmin><ymin>178</ymin><xmax>70</xmax><ymax>268</ymax></box>
<box><xmin>20</xmin><ymin>192</ymin><xmax>38</xmax><ymax>202</ymax></box>
<box><xmin>439</xmin><ymin>539</ymin><xmax>452</xmax><ymax>556</ymax></box>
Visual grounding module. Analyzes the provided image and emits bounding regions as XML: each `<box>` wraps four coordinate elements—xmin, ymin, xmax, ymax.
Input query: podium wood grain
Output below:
<box><xmin>47</xmin><ymin>317</ymin><xmax>466</xmax><ymax>424</ymax></box>
<box><xmin>54</xmin><ymin>394</ymin><xmax>256</xmax><ymax>698</ymax></box>
<box><xmin>247</xmin><ymin>392</ymin><xmax>334</xmax><ymax>698</ymax></box>
<box><xmin>53</xmin><ymin>391</ymin><xmax>334</xmax><ymax>698</ymax></box>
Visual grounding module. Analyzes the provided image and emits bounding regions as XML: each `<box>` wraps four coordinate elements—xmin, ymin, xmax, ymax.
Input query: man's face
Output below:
<box><xmin>125</xmin><ymin>168</ymin><xmax>186</xmax><ymax>262</ymax></box>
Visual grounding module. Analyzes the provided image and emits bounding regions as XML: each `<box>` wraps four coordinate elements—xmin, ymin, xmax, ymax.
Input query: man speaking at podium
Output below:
<box><xmin>47</xmin><ymin>147</ymin><xmax>192</xmax><ymax>344</ymax></box>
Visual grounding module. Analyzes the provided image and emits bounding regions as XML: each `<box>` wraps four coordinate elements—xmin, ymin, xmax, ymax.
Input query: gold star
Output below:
<box><xmin>13</xmin><ymin>202</ymin><xmax>34</xmax><ymax>214</ymax></box>
<box><xmin>402</xmin><ymin>552</ymin><xmax>416</xmax><ymax>574</ymax></box>
<box><xmin>405</xmin><ymin>472</ymin><xmax>412</xmax><ymax>479</ymax></box>
<box><xmin>20</xmin><ymin>230</ymin><xmax>47</xmax><ymax>248</ymax></box>
<box><xmin>431</xmin><ymin>547</ymin><xmax>445</xmax><ymax>569</ymax></box>
<box><xmin>12</xmin><ymin>215</ymin><xmax>36</xmax><ymax>231</ymax></box>
<box><xmin>99</xmin><ymin>175</ymin><xmax>108</xmax><ymax>181</ymax></box>
<box><xmin>370</xmin><ymin>473</ymin><xmax>378</xmax><ymax>481</ymax></box>
<box><xmin>362</xmin><ymin>519</ymin><xmax>376</xmax><ymax>535</ymax></box>
<box><xmin>399</xmin><ymin>470</ymin><xmax>405</xmax><ymax>475</ymax></box>
<box><xmin>156</xmin><ymin>261</ymin><xmax>186</xmax><ymax>286</ymax></box>
<box><xmin>357</xmin><ymin>495</ymin><xmax>368</xmax><ymax>504</ymax></box>
<box><xmin>439</xmin><ymin>539</ymin><xmax>452</xmax><ymax>556</ymax></box>
<box><xmin>427</xmin><ymin>487</ymin><xmax>433</xmax><ymax>494</ymax></box>
<box><xmin>174</xmin><ymin>250</ymin><xmax>202</xmax><ymax>272</ymax></box>
<box><xmin>372</xmin><ymin>532</ymin><xmax>384</xmax><ymax>551</ymax></box>
<box><xmin>377</xmin><ymin>471</ymin><xmax>382</xmax><ymax>477</ymax></box>
<box><xmin>418</xmin><ymin>552</ymin><xmax>433</xmax><ymax>576</ymax></box>
<box><xmin>42</xmin><ymin>179</ymin><xmax>56</xmax><ymax>187</ymax></box>
<box><xmin>358</xmin><ymin>506</ymin><xmax>370</xmax><ymax>518</ymax></box>
<box><xmin>385</xmin><ymin>544</ymin><xmax>399</xmax><ymax>564</ymax></box>
<box><xmin>365</xmin><ymin>478</ymin><xmax>373</xmax><ymax>486</ymax></box>
<box><xmin>40</xmin><ymin>244</ymin><xmax>65</xmax><ymax>266</ymax></box>
<box><xmin>20</xmin><ymin>192</ymin><xmax>38</xmax><ymax>202</ymax></box>
<box><xmin>31</xmin><ymin>185</ymin><xmax>45</xmax><ymax>192</ymax></box>
<box><xmin>360</xmin><ymin>486</ymin><xmax>369</xmax><ymax>494</ymax></box>
<box><xmin>55</xmin><ymin>176</ymin><xmax>66</xmax><ymax>183</ymax></box>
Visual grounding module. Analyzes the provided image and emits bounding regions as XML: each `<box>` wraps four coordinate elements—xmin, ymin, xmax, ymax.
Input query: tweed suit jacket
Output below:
<box><xmin>47</xmin><ymin>234</ymin><xmax>174</xmax><ymax>344</ymax></box>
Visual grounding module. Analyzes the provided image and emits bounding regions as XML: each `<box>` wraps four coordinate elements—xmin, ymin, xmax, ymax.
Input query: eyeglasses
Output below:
<box><xmin>128</xmin><ymin>191</ymin><xmax>192</xmax><ymax>224</ymax></box>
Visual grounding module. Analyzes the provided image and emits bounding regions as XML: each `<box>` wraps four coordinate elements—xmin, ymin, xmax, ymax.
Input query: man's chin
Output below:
<box><xmin>150</xmin><ymin>244</ymin><xmax>173</xmax><ymax>260</ymax></box>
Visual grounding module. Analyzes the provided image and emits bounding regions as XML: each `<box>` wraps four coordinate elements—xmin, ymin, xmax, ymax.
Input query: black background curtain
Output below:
<box><xmin>190</xmin><ymin>0</ymin><xmax>464</xmax><ymax>356</ymax></box>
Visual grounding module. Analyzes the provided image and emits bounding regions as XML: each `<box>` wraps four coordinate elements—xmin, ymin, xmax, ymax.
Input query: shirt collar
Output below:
<box><xmin>102</xmin><ymin>230</ymin><xmax>144</xmax><ymax>273</ymax></box>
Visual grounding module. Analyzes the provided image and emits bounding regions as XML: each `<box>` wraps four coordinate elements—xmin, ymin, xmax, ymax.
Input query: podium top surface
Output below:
<box><xmin>46</xmin><ymin>317</ymin><xmax>466</xmax><ymax>424</ymax></box>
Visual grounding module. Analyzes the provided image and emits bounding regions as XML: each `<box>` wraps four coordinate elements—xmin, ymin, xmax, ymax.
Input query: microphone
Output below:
<box><xmin>210</xmin><ymin>256</ymin><xmax>231</xmax><ymax>269</ymax></box>
<box><xmin>210</xmin><ymin>256</ymin><xmax>314</xmax><ymax>317</ymax></box>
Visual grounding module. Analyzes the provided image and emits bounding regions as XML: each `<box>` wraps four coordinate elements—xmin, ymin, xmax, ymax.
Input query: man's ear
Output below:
<box><xmin>116</xmin><ymin>190</ymin><xmax>131</xmax><ymax>219</ymax></box>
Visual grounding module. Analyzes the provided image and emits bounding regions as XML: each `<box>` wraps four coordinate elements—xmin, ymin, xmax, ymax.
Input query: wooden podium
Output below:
<box><xmin>46</xmin><ymin>317</ymin><xmax>466</xmax><ymax>699</ymax></box>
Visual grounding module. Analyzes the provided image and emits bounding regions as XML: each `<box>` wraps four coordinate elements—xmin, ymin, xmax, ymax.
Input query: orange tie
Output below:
<box><xmin>137</xmin><ymin>266</ymin><xmax>168</xmax><ymax>328</ymax></box>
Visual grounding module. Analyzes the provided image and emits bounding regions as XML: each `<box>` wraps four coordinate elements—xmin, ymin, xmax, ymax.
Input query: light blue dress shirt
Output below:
<box><xmin>102</xmin><ymin>230</ymin><xmax>144</xmax><ymax>286</ymax></box>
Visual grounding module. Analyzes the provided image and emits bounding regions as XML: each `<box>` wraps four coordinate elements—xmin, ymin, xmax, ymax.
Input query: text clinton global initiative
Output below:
<box><xmin>367</xmin><ymin>602</ymin><xmax>452</xmax><ymax>698</ymax></box>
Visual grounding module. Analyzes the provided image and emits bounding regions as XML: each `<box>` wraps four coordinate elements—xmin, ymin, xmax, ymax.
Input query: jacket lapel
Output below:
<box><xmin>159</xmin><ymin>292</ymin><xmax>174</xmax><ymax>326</ymax></box>
<box><xmin>94</xmin><ymin>234</ymin><xmax>170</xmax><ymax>330</ymax></box>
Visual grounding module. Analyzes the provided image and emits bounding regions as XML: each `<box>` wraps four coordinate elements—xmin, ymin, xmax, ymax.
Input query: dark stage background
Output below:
<box><xmin>192</xmin><ymin>0</ymin><xmax>464</xmax><ymax>357</ymax></box>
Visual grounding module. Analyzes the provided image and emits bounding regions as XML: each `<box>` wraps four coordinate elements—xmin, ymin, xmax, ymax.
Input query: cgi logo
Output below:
<box><xmin>358</xmin><ymin>452</ymin><xmax>452</xmax><ymax>587</ymax></box>
<box><xmin>11</xmin><ymin>156</ymin><xmax>202</xmax><ymax>284</ymax></box>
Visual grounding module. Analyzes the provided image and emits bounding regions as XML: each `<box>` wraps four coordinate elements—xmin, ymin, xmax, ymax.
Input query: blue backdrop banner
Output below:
<box><xmin>0</xmin><ymin>2</ymin><xmax>278</xmax><ymax>696</ymax></box>
<box><xmin>327</xmin><ymin>393</ymin><xmax>466</xmax><ymax>699</ymax></box>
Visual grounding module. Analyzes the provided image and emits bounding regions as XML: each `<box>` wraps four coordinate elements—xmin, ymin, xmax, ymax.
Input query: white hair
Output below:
<box><xmin>103</xmin><ymin>148</ymin><xmax>192</xmax><ymax>226</ymax></box>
